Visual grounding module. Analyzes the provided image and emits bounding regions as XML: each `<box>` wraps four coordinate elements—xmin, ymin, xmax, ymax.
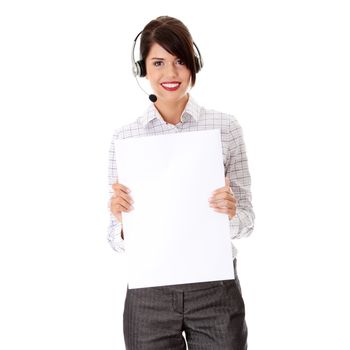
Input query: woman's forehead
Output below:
<box><xmin>147</xmin><ymin>43</ymin><xmax>177</xmax><ymax>59</ymax></box>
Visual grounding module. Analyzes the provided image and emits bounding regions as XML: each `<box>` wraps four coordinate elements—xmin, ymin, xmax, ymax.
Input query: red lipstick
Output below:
<box><xmin>161</xmin><ymin>82</ymin><xmax>181</xmax><ymax>91</ymax></box>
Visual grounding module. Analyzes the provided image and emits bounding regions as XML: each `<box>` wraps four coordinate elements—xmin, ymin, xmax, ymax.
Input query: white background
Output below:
<box><xmin>1</xmin><ymin>0</ymin><xmax>349</xmax><ymax>349</ymax></box>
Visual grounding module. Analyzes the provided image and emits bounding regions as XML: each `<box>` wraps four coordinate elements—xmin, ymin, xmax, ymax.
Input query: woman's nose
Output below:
<box><xmin>164</xmin><ymin>62</ymin><xmax>177</xmax><ymax>76</ymax></box>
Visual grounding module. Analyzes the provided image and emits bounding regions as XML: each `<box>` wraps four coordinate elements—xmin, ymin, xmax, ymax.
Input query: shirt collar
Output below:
<box><xmin>140</xmin><ymin>94</ymin><xmax>201</xmax><ymax>127</ymax></box>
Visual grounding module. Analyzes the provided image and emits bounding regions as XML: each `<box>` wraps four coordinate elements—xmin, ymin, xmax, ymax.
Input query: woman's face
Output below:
<box><xmin>145</xmin><ymin>43</ymin><xmax>191</xmax><ymax>104</ymax></box>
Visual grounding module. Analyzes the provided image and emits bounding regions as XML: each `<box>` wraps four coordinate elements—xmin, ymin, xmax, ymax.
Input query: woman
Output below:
<box><xmin>108</xmin><ymin>16</ymin><xmax>254</xmax><ymax>350</ymax></box>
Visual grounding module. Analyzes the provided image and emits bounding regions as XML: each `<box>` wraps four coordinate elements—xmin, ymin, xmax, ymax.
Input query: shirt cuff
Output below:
<box><xmin>229</xmin><ymin>208</ymin><xmax>255</xmax><ymax>240</ymax></box>
<box><xmin>107</xmin><ymin>220</ymin><xmax>125</xmax><ymax>253</ymax></box>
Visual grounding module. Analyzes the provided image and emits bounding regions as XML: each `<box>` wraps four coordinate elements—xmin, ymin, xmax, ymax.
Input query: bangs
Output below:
<box><xmin>153</xmin><ymin>31</ymin><xmax>192</xmax><ymax>68</ymax></box>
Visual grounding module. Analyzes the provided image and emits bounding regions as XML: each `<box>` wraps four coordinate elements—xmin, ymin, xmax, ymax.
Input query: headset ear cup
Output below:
<box><xmin>137</xmin><ymin>60</ymin><xmax>146</xmax><ymax>77</ymax></box>
<box><xmin>134</xmin><ymin>61</ymin><xmax>140</xmax><ymax>77</ymax></box>
<box><xmin>194</xmin><ymin>56</ymin><xmax>201</xmax><ymax>73</ymax></box>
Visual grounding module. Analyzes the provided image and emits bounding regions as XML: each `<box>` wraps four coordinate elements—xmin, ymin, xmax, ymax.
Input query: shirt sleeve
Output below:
<box><xmin>107</xmin><ymin>130</ymin><xmax>125</xmax><ymax>253</ymax></box>
<box><xmin>226</xmin><ymin>118</ymin><xmax>255</xmax><ymax>239</ymax></box>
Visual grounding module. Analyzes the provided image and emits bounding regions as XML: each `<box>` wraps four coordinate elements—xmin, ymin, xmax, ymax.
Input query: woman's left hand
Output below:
<box><xmin>208</xmin><ymin>177</ymin><xmax>237</xmax><ymax>220</ymax></box>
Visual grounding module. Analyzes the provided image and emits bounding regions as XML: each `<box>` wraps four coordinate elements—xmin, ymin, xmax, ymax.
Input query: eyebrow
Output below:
<box><xmin>150</xmin><ymin>57</ymin><xmax>165</xmax><ymax>60</ymax></box>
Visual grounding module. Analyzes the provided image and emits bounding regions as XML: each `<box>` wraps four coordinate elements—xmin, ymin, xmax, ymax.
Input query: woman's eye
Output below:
<box><xmin>176</xmin><ymin>59</ymin><xmax>185</xmax><ymax>65</ymax></box>
<box><xmin>153</xmin><ymin>61</ymin><xmax>163</xmax><ymax>67</ymax></box>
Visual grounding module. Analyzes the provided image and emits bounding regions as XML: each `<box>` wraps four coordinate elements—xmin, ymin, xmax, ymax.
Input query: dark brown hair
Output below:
<box><xmin>139</xmin><ymin>16</ymin><xmax>199</xmax><ymax>86</ymax></box>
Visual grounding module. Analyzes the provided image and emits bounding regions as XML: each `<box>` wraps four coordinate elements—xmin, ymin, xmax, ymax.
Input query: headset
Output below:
<box><xmin>131</xmin><ymin>30</ymin><xmax>203</xmax><ymax>78</ymax></box>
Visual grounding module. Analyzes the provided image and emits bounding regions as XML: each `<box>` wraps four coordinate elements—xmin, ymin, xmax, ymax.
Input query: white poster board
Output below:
<box><xmin>115</xmin><ymin>129</ymin><xmax>234</xmax><ymax>289</ymax></box>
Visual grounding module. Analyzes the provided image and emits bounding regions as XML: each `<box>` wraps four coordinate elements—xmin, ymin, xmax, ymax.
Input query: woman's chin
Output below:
<box><xmin>156</xmin><ymin>91</ymin><xmax>188</xmax><ymax>103</ymax></box>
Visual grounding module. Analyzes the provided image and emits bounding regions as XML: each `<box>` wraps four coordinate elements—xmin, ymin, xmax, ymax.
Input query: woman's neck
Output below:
<box><xmin>154</xmin><ymin>94</ymin><xmax>189</xmax><ymax>125</ymax></box>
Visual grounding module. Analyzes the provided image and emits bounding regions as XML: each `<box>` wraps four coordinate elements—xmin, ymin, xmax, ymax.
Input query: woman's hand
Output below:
<box><xmin>208</xmin><ymin>177</ymin><xmax>237</xmax><ymax>220</ymax></box>
<box><xmin>109</xmin><ymin>183</ymin><xmax>134</xmax><ymax>224</ymax></box>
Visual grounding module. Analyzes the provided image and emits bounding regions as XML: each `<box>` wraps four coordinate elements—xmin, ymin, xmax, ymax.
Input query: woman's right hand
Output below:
<box><xmin>110</xmin><ymin>183</ymin><xmax>134</xmax><ymax>224</ymax></box>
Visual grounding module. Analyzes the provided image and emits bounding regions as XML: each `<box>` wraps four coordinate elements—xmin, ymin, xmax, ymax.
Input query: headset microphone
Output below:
<box><xmin>133</xmin><ymin>73</ymin><xmax>158</xmax><ymax>102</ymax></box>
<box><xmin>149</xmin><ymin>94</ymin><xmax>157</xmax><ymax>103</ymax></box>
<box><xmin>131</xmin><ymin>31</ymin><xmax>157</xmax><ymax>103</ymax></box>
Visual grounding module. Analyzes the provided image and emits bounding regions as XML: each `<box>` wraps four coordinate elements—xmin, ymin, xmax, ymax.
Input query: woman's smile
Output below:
<box><xmin>161</xmin><ymin>82</ymin><xmax>181</xmax><ymax>91</ymax></box>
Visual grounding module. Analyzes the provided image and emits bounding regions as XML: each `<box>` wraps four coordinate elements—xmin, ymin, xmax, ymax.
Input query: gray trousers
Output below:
<box><xmin>123</xmin><ymin>259</ymin><xmax>247</xmax><ymax>349</ymax></box>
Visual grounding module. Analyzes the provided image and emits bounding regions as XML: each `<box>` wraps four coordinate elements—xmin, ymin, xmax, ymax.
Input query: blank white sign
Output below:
<box><xmin>115</xmin><ymin>129</ymin><xmax>234</xmax><ymax>289</ymax></box>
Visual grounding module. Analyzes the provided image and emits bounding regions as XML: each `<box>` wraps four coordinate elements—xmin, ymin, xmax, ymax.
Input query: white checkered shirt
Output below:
<box><xmin>107</xmin><ymin>95</ymin><xmax>254</xmax><ymax>259</ymax></box>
